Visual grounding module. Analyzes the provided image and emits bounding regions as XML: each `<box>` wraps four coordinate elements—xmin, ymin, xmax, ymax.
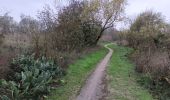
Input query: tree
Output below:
<box><xmin>36</xmin><ymin>0</ymin><xmax>125</xmax><ymax>52</ymax></box>
<box><xmin>38</xmin><ymin>5</ymin><xmax>59</xmax><ymax>56</ymax></box>
<box><xmin>130</xmin><ymin>10</ymin><xmax>166</xmax><ymax>37</ymax></box>
<box><xmin>127</xmin><ymin>10</ymin><xmax>167</xmax><ymax>49</ymax></box>
<box><xmin>37</xmin><ymin>0</ymin><xmax>102</xmax><ymax>52</ymax></box>
<box><xmin>19</xmin><ymin>15</ymin><xmax>41</xmax><ymax>57</ymax></box>
<box><xmin>83</xmin><ymin>0</ymin><xmax>126</xmax><ymax>43</ymax></box>
<box><xmin>19</xmin><ymin>15</ymin><xmax>40</xmax><ymax>34</ymax></box>
<box><xmin>0</xmin><ymin>13</ymin><xmax>15</xmax><ymax>34</ymax></box>
<box><xmin>56</xmin><ymin>0</ymin><xmax>102</xmax><ymax>50</ymax></box>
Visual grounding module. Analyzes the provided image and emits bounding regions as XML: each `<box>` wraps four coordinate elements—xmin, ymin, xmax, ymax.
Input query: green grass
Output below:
<box><xmin>47</xmin><ymin>47</ymin><xmax>108</xmax><ymax>100</ymax></box>
<box><xmin>107</xmin><ymin>44</ymin><xmax>154</xmax><ymax>100</ymax></box>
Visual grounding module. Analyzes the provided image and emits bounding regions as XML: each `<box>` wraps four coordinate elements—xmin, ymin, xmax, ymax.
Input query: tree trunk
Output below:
<box><xmin>94</xmin><ymin>29</ymin><xmax>105</xmax><ymax>45</ymax></box>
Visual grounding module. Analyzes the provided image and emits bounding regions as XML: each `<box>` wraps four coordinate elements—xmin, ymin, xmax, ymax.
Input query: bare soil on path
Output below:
<box><xmin>76</xmin><ymin>44</ymin><xmax>113</xmax><ymax>100</ymax></box>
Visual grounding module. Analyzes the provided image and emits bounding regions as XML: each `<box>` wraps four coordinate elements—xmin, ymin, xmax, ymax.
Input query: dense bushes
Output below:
<box><xmin>127</xmin><ymin>11</ymin><xmax>169</xmax><ymax>73</ymax></box>
<box><xmin>37</xmin><ymin>1</ymin><xmax>102</xmax><ymax>53</ymax></box>
<box><xmin>55</xmin><ymin>1</ymin><xmax>101</xmax><ymax>51</ymax></box>
<box><xmin>35</xmin><ymin>0</ymin><xmax>126</xmax><ymax>55</ymax></box>
<box><xmin>125</xmin><ymin>11</ymin><xmax>170</xmax><ymax>99</ymax></box>
<box><xmin>0</xmin><ymin>54</ymin><xmax>63</xmax><ymax>100</ymax></box>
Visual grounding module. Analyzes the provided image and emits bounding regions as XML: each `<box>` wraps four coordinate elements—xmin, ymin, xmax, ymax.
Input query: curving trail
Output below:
<box><xmin>76</xmin><ymin>43</ymin><xmax>113</xmax><ymax>100</ymax></box>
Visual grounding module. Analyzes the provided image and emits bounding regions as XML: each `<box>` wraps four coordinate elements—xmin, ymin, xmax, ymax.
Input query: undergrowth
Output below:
<box><xmin>0</xmin><ymin>54</ymin><xmax>63</xmax><ymax>100</ymax></box>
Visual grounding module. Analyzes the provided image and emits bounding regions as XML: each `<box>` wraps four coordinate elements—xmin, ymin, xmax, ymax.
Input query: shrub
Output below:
<box><xmin>126</xmin><ymin>11</ymin><xmax>170</xmax><ymax>99</ymax></box>
<box><xmin>127</xmin><ymin>11</ymin><xmax>169</xmax><ymax>73</ymax></box>
<box><xmin>0</xmin><ymin>54</ymin><xmax>63</xmax><ymax>100</ymax></box>
<box><xmin>38</xmin><ymin>1</ymin><xmax>102</xmax><ymax>53</ymax></box>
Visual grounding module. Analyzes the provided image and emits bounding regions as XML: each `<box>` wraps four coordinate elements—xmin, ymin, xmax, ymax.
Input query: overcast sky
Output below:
<box><xmin>127</xmin><ymin>0</ymin><xmax>170</xmax><ymax>22</ymax></box>
<box><xmin>0</xmin><ymin>0</ymin><xmax>170</xmax><ymax>23</ymax></box>
<box><xmin>0</xmin><ymin>0</ymin><xmax>54</xmax><ymax>21</ymax></box>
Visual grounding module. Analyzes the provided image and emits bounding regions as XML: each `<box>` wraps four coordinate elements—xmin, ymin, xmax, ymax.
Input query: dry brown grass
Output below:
<box><xmin>0</xmin><ymin>33</ymin><xmax>102</xmax><ymax>79</ymax></box>
<box><xmin>132</xmin><ymin>49</ymin><xmax>170</xmax><ymax>75</ymax></box>
<box><xmin>3</xmin><ymin>33</ymin><xmax>31</xmax><ymax>49</ymax></box>
<box><xmin>0</xmin><ymin>33</ymin><xmax>31</xmax><ymax>79</ymax></box>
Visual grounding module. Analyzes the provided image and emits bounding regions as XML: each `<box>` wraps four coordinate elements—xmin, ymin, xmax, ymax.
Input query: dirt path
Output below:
<box><xmin>76</xmin><ymin>43</ymin><xmax>113</xmax><ymax>100</ymax></box>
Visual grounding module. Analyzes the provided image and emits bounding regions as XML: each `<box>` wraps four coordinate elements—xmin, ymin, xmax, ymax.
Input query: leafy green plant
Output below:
<box><xmin>1</xmin><ymin>95</ymin><xmax>11</xmax><ymax>100</ymax></box>
<box><xmin>0</xmin><ymin>54</ymin><xmax>63</xmax><ymax>100</ymax></box>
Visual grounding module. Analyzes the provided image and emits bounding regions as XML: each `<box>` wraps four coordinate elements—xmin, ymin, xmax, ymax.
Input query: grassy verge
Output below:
<box><xmin>47</xmin><ymin>47</ymin><xmax>108</xmax><ymax>100</ymax></box>
<box><xmin>107</xmin><ymin>44</ymin><xmax>154</xmax><ymax>100</ymax></box>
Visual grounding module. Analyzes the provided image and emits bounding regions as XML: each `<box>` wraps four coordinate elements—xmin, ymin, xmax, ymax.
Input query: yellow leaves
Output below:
<box><xmin>85</xmin><ymin>0</ymin><xmax>100</xmax><ymax>12</ymax></box>
<box><xmin>80</xmin><ymin>0</ymin><xmax>101</xmax><ymax>21</ymax></box>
